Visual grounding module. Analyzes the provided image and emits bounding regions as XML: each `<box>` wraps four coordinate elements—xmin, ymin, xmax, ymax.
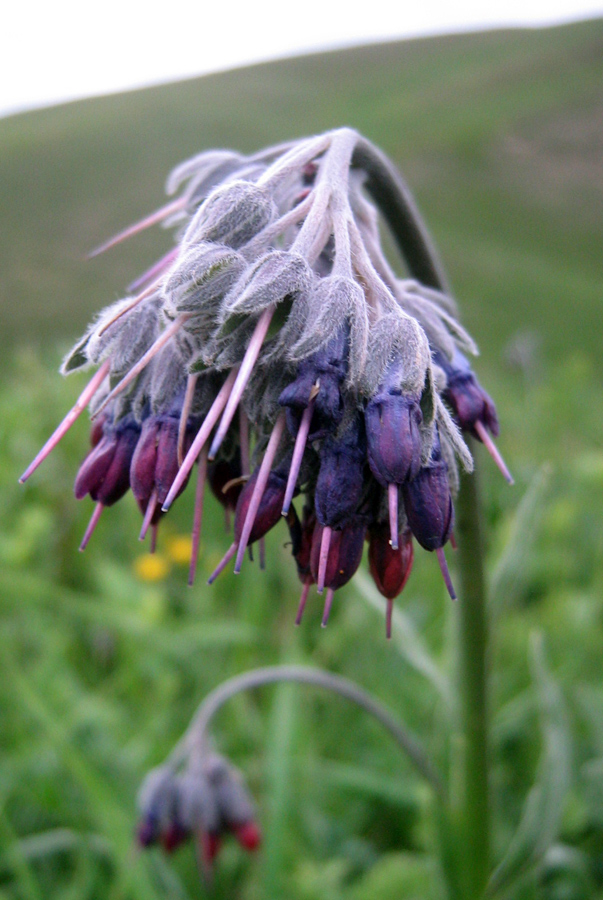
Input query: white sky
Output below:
<box><xmin>3</xmin><ymin>0</ymin><xmax>602</xmax><ymax>119</ymax></box>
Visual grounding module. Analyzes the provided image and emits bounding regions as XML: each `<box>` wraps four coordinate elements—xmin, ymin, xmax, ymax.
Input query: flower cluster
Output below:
<box><xmin>137</xmin><ymin>754</ymin><xmax>260</xmax><ymax>877</ymax></box>
<box><xmin>21</xmin><ymin>128</ymin><xmax>511</xmax><ymax>634</ymax></box>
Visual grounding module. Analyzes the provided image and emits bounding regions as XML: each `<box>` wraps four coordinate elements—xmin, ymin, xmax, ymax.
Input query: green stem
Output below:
<box><xmin>455</xmin><ymin>448</ymin><xmax>490</xmax><ymax>897</ymax></box>
<box><xmin>169</xmin><ymin>665</ymin><xmax>445</xmax><ymax>800</ymax></box>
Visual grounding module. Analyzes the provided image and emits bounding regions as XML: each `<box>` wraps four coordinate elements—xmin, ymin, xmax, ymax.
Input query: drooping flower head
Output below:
<box><xmin>20</xmin><ymin>128</ymin><xmax>512</xmax><ymax>633</ymax></box>
<box><xmin>137</xmin><ymin>754</ymin><xmax>261</xmax><ymax>878</ymax></box>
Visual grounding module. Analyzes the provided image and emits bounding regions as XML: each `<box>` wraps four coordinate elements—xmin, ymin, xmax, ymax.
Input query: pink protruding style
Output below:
<box><xmin>474</xmin><ymin>420</ymin><xmax>514</xmax><ymax>485</ymax></box>
<box><xmin>281</xmin><ymin>396</ymin><xmax>316</xmax><ymax>516</ymax></box>
<box><xmin>208</xmin><ymin>306</ymin><xmax>275</xmax><ymax>461</ymax></box>
<box><xmin>233</xmin><ymin>414</ymin><xmax>286</xmax><ymax>574</ymax></box>
<box><xmin>139</xmin><ymin>490</ymin><xmax>158</xmax><ymax>541</ymax></box>
<box><xmin>162</xmin><ymin>368</ymin><xmax>238</xmax><ymax>512</ymax></box>
<box><xmin>321</xmin><ymin>588</ymin><xmax>335</xmax><ymax>628</ymax></box>
<box><xmin>386</xmin><ymin>598</ymin><xmax>394</xmax><ymax>640</ymax></box>
<box><xmin>178</xmin><ymin>374</ymin><xmax>198</xmax><ymax>467</ymax></box>
<box><xmin>88</xmin><ymin>198</ymin><xmax>185</xmax><ymax>258</ymax></box>
<box><xmin>316</xmin><ymin>525</ymin><xmax>332</xmax><ymax>594</ymax></box>
<box><xmin>436</xmin><ymin>547</ymin><xmax>457</xmax><ymax>600</ymax></box>
<box><xmin>150</xmin><ymin>523</ymin><xmax>159</xmax><ymax>555</ymax></box>
<box><xmin>20</xmin><ymin>359</ymin><xmax>111</xmax><ymax>484</ymax></box>
<box><xmin>79</xmin><ymin>502</ymin><xmax>104</xmax><ymax>551</ymax></box>
<box><xmin>295</xmin><ymin>581</ymin><xmax>312</xmax><ymax>626</ymax></box>
<box><xmin>207</xmin><ymin>542</ymin><xmax>237</xmax><ymax>585</ymax></box>
<box><xmin>388</xmin><ymin>483</ymin><xmax>399</xmax><ymax>550</ymax></box>
<box><xmin>188</xmin><ymin>447</ymin><xmax>208</xmax><ymax>586</ymax></box>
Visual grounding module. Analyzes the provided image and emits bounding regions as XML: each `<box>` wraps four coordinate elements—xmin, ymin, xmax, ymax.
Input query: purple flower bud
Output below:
<box><xmin>89</xmin><ymin>414</ymin><xmax>108</xmax><ymax>448</ymax></box>
<box><xmin>136</xmin><ymin>765</ymin><xmax>179</xmax><ymax>848</ymax></box>
<box><xmin>130</xmin><ymin>413</ymin><xmax>196</xmax><ymax>512</ymax></box>
<box><xmin>435</xmin><ymin>349</ymin><xmax>499</xmax><ymax>438</ymax></box>
<box><xmin>286</xmin><ymin>503</ymin><xmax>315</xmax><ymax>584</ymax></box>
<box><xmin>233</xmin><ymin>460</ymin><xmax>288</xmax><ymax>545</ymax></box>
<box><xmin>368</xmin><ymin>524</ymin><xmax>414</xmax><ymax>600</ymax></box>
<box><xmin>279</xmin><ymin>329</ymin><xmax>348</xmax><ymax>440</ymax></box>
<box><xmin>310</xmin><ymin>519</ymin><xmax>366</xmax><ymax>590</ymax></box>
<box><xmin>402</xmin><ymin>435</ymin><xmax>454</xmax><ymax>551</ymax></box>
<box><xmin>365</xmin><ymin>386</ymin><xmax>423</xmax><ymax>487</ymax></box>
<box><xmin>314</xmin><ymin>419</ymin><xmax>366</xmax><ymax>528</ymax></box>
<box><xmin>74</xmin><ymin>417</ymin><xmax>140</xmax><ymax>506</ymax></box>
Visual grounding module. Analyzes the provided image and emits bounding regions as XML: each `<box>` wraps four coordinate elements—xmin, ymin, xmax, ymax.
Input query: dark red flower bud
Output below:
<box><xmin>310</xmin><ymin>520</ymin><xmax>366</xmax><ymax>590</ymax></box>
<box><xmin>208</xmin><ymin>454</ymin><xmax>243</xmax><ymax>511</ymax></box>
<box><xmin>233</xmin><ymin>462</ymin><xmax>288</xmax><ymax>546</ymax></box>
<box><xmin>368</xmin><ymin>524</ymin><xmax>414</xmax><ymax>599</ymax></box>
<box><xmin>233</xmin><ymin>821</ymin><xmax>262</xmax><ymax>851</ymax></box>
<box><xmin>402</xmin><ymin>437</ymin><xmax>454</xmax><ymax>551</ymax></box>
<box><xmin>435</xmin><ymin>349</ymin><xmax>499</xmax><ymax>438</ymax></box>
<box><xmin>365</xmin><ymin>388</ymin><xmax>423</xmax><ymax>487</ymax></box>
<box><xmin>286</xmin><ymin>504</ymin><xmax>315</xmax><ymax>583</ymax></box>
<box><xmin>74</xmin><ymin>417</ymin><xmax>140</xmax><ymax>506</ymax></box>
<box><xmin>160</xmin><ymin>821</ymin><xmax>190</xmax><ymax>853</ymax></box>
<box><xmin>314</xmin><ymin>419</ymin><xmax>366</xmax><ymax>528</ymax></box>
<box><xmin>200</xmin><ymin>831</ymin><xmax>222</xmax><ymax>864</ymax></box>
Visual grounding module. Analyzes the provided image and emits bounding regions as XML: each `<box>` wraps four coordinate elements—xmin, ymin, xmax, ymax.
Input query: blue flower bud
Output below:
<box><xmin>365</xmin><ymin>377</ymin><xmax>423</xmax><ymax>486</ymax></box>
<box><xmin>314</xmin><ymin>418</ymin><xmax>366</xmax><ymax>528</ymax></box>
<box><xmin>279</xmin><ymin>328</ymin><xmax>348</xmax><ymax>440</ymax></box>
<box><xmin>435</xmin><ymin>349</ymin><xmax>499</xmax><ymax>438</ymax></box>
<box><xmin>402</xmin><ymin>434</ymin><xmax>454</xmax><ymax>551</ymax></box>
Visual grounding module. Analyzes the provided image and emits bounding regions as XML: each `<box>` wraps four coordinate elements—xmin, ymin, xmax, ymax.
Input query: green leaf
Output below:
<box><xmin>487</xmin><ymin>633</ymin><xmax>571</xmax><ymax>898</ymax></box>
<box><xmin>60</xmin><ymin>333</ymin><xmax>90</xmax><ymax>374</ymax></box>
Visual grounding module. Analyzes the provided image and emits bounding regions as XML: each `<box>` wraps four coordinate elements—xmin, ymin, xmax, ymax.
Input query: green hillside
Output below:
<box><xmin>1</xmin><ymin>19</ymin><xmax>601</xmax><ymax>368</ymax></box>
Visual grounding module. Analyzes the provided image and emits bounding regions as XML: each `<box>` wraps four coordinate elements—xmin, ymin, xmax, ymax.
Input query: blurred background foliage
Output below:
<box><xmin>0</xmin><ymin>17</ymin><xmax>602</xmax><ymax>899</ymax></box>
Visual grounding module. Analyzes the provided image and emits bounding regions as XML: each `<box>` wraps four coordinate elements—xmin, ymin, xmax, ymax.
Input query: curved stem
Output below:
<box><xmin>352</xmin><ymin>137</ymin><xmax>450</xmax><ymax>293</ymax></box>
<box><xmin>169</xmin><ymin>665</ymin><xmax>445</xmax><ymax>800</ymax></box>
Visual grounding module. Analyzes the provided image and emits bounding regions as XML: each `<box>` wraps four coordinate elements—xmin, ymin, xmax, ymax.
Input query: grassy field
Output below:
<box><xmin>1</xmin><ymin>19</ymin><xmax>602</xmax><ymax>900</ymax></box>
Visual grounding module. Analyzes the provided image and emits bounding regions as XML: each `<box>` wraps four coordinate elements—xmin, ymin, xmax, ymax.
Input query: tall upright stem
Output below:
<box><xmin>456</xmin><ymin>447</ymin><xmax>490</xmax><ymax>897</ymax></box>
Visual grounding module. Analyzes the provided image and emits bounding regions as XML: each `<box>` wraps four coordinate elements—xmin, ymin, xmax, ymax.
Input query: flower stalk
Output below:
<box><xmin>455</xmin><ymin>450</ymin><xmax>491</xmax><ymax>897</ymax></box>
